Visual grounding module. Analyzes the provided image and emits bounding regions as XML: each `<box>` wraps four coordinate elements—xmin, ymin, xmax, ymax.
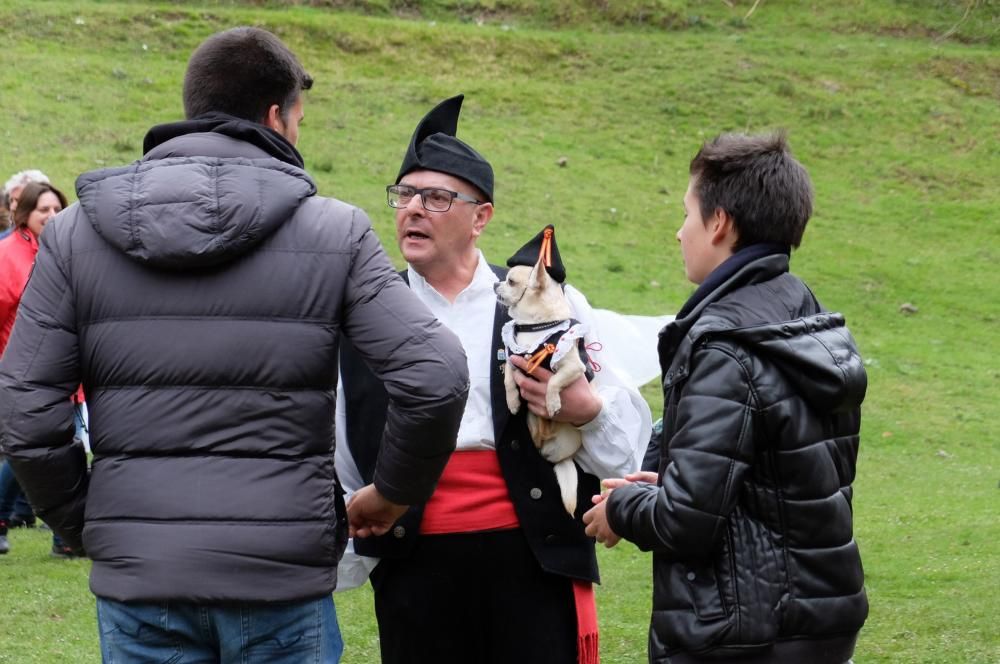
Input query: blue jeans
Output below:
<box><xmin>96</xmin><ymin>595</ymin><xmax>343</xmax><ymax>664</ymax></box>
<box><xmin>0</xmin><ymin>460</ymin><xmax>34</xmax><ymax>522</ymax></box>
<box><xmin>0</xmin><ymin>460</ymin><xmax>22</xmax><ymax>519</ymax></box>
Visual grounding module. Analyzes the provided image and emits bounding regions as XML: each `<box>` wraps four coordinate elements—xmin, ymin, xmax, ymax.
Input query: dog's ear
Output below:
<box><xmin>528</xmin><ymin>257</ymin><xmax>548</xmax><ymax>290</ymax></box>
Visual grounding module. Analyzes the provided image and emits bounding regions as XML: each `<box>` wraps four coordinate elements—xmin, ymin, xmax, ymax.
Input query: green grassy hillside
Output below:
<box><xmin>1</xmin><ymin>1</ymin><xmax>997</xmax><ymax>662</ymax></box>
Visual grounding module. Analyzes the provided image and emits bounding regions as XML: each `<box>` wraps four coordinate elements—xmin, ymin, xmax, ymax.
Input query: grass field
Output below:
<box><xmin>1</xmin><ymin>0</ymin><xmax>998</xmax><ymax>662</ymax></box>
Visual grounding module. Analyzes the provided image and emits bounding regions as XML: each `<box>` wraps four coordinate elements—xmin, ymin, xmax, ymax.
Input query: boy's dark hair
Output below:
<box><xmin>12</xmin><ymin>182</ymin><xmax>68</xmax><ymax>229</ymax></box>
<box><xmin>689</xmin><ymin>132</ymin><xmax>813</xmax><ymax>249</ymax></box>
<box><xmin>183</xmin><ymin>27</ymin><xmax>313</xmax><ymax>124</ymax></box>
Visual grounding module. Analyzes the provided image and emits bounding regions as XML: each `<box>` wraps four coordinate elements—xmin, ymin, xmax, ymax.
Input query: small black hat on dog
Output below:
<box><xmin>507</xmin><ymin>224</ymin><xmax>566</xmax><ymax>283</ymax></box>
<box><xmin>396</xmin><ymin>95</ymin><xmax>494</xmax><ymax>203</ymax></box>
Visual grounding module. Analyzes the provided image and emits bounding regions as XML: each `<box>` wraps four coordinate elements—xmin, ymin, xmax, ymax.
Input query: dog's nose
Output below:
<box><xmin>493</xmin><ymin>282</ymin><xmax>500</xmax><ymax>293</ymax></box>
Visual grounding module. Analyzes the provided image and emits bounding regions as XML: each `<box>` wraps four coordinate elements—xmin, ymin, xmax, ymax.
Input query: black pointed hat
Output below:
<box><xmin>396</xmin><ymin>95</ymin><xmax>494</xmax><ymax>203</ymax></box>
<box><xmin>506</xmin><ymin>224</ymin><xmax>566</xmax><ymax>283</ymax></box>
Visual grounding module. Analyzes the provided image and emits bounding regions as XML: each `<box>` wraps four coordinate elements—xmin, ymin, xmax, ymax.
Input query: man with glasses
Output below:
<box><xmin>336</xmin><ymin>95</ymin><xmax>651</xmax><ymax>664</ymax></box>
<box><xmin>386</xmin><ymin>184</ymin><xmax>483</xmax><ymax>212</ymax></box>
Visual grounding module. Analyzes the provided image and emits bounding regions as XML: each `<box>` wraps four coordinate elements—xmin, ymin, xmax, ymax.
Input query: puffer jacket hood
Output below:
<box><xmin>661</xmin><ymin>252</ymin><xmax>866</xmax><ymax>415</ymax></box>
<box><xmin>76</xmin><ymin>146</ymin><xmax>315</xmax><ymax>270</ymax></box>
<box><xmin>706</xmin><ymin>313</ymin><xmax>867</xmax><ymax>414</ymax></box>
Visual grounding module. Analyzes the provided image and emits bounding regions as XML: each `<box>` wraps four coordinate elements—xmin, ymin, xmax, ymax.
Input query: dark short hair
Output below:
<box><xmin>12</xmin><ymin>182</ymin><xmax>68</xmax><ymax>229</ymax></box>
<box><xmin>689</xmin><ymin>132</ymin><xmax>813</xmax><ymax>249</ymax></box>
<box><xmin>183</xmin><ymin>27</ymin><xmax>313</xmax><ymax>123</ymax></box>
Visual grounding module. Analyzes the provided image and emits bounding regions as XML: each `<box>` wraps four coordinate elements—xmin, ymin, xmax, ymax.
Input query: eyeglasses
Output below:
<box><xmin>386</xmin><ymin>184</ymin><xmax>484</xmax><ymax>212</ymax></box>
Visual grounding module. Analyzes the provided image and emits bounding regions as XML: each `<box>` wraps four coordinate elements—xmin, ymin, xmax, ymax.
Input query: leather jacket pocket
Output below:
<box><xmin>683</xmin><ymin>563</ymin><xmax>727</xmax><ymax>621</ymax></box>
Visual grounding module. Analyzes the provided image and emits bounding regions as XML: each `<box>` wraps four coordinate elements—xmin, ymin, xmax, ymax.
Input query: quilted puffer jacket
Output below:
<box><xmin>0</xmin><ymin>127</ymin><xmax>469</xmax><ymax>603</ymax></box>
<box><xmin>608</xmin><ymin>253</ymin><xmax>868</xmax><ymax>663</ymax></box>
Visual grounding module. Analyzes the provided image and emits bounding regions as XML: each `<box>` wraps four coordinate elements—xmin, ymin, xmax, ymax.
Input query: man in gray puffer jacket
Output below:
<box><xmin>0</xmin><ymin>27</ymin><xmax>469</xmax><ymax>663</ymax></box>
<box><xmin>584</xmin><ymin>132</ymin><xmax>868</xmax><ymax>663</ymax></box>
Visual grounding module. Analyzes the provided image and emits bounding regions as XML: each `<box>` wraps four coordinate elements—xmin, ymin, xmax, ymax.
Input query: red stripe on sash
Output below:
<box><xmin>419</xmin><ymin>450</ymin><xmax>520</xmax><ymax>535</ymax></box>
<box><xmin>573</xmin><ymin>580</ymin><xmax>600</xmax><ymax>664</ymax></box>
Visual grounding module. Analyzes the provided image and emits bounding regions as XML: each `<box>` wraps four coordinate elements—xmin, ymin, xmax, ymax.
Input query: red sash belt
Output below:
<box><xmin>419</xmin><ymin>450</ymin><xmax>519</xmax><ymax>535</ymax></box>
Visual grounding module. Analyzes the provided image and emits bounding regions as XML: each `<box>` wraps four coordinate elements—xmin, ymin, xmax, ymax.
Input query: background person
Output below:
<box><xmin>584</xmin><ymin>132</ymin><xmax>868</xmax><ymax>663</ymax></box>
<box><xmin>0</xmin><ymin>175</ymin><xmax>89</xmax><ymax>545</ymax></box>
<box><xmin>337</xmin><ymin>95</ymin><xmax>651</xmax><ymax>664</ymax></box>
<box><xmin>0</xmin><ymin>181</ymin><xmax>78</xmax><ymax>558</ymax></box>
<box><xmin>1</xmin><ymin>170</ymin><xmax>50</xmax><ymax>240</ymax></box>
<box><xmin>0</xmin><ymin>27</ymin><xmax>469</xmax><ymax>663</ymax></box>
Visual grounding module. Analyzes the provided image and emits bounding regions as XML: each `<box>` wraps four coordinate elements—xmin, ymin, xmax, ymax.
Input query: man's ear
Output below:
<box><xmin>709</xmin><ymin>208</ymin><xmax>738</xmax><ymax>249</ymax></box>
<box><xmin>471</xmin><ymin>202</ymin><xmax>493</xmax><ymax>238</ymax></box>
<box><xmin>263</xmin><ymin>104</ymin><xmax>283</xmax><ymax>132</ymax></box>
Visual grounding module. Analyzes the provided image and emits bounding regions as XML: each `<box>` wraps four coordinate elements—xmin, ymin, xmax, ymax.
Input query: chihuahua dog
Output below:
<box><xmin>495</xmin><ymin>254</ymin><xmax>594</xmax><ymax>516</ymax></box>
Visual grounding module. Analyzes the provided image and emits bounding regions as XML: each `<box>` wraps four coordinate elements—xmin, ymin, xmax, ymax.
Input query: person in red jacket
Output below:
<box><xmin>0</xmin><ymin>181</ymin><xmax>66</xmax><ymax>349</ymax></box>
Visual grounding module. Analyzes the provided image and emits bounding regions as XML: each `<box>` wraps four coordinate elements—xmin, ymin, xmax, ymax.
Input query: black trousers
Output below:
<box><xmin>370</xmin><ymin>528</ymin><xmax>578</xmax><ymax>664</ymax></box>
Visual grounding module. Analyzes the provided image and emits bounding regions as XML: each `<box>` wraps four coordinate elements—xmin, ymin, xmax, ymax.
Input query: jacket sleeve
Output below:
<box><xmin>0</xmin><ymin>223</ymin><xmax>88</xmax><ymax>550</ymax></box>
<box><xmin>339</xmin><ymin>211</ymin><xmax>469</xmax><ymax>505</ymax></box>
<box><xmin>606</xmin><ymin>342</ymin><xmax>755</xmax><ymax>558</ymax></box>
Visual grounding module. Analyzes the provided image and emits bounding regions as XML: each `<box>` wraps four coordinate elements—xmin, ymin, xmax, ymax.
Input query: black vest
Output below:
<box><xmin>339</xmin><ymin>266</ymin><xmax>600</xmax><ymax>583</ymax></box>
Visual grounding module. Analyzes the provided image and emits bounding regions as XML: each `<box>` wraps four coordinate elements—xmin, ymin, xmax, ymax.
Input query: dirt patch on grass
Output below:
<box><xmin>836</xmin><ymin>19</ymin><xmax>997</xmax><ymax>46</ymax></box>
<box><xmin>928</xmin><ymin>56</ymin><xmax>1000</xmax><ymax>99</ymax></box>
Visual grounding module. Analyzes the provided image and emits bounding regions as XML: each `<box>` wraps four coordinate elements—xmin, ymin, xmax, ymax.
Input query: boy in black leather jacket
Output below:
<box><xmin>584</xmin><ymin>132</ymin><xmax>868</xmax><ymax>663</ymax></box>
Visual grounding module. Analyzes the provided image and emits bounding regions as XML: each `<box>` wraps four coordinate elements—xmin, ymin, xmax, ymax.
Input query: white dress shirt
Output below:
<box><xmin>406</xmin><ymin>254</ymin><xmax>500</xmax><ymax>452</ymax></box>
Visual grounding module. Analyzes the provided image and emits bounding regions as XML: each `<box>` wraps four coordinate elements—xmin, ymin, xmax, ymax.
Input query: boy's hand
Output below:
<box><xmin>623</xmin><ymin>471</ymin><xmax>659</xmax><ymax>484</ymax></box>
<box><xmin>583</xmin><ymin>491</ymin><xmax>622</xmax><ymax>548</ymax></box>
<box><xmin>600</xmin><ymin>477</ymin><xmax>633</xmax><ymax>492</ymax></box>
<box><xmin>583</xmin><ymin>472</ymin><xmax>659</xmax><ymax>547</ymax></box>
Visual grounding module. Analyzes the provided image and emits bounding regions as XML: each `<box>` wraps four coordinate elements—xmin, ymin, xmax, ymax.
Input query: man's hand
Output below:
<box><xmin>346</xmin><ymin>485</ymin><xmax>408</xmax><ymax>538</ymax></box>
<box><xmin>508</xmin><ymin>355</ymin><xmax>602</xmax><ymax>427</ymax></box>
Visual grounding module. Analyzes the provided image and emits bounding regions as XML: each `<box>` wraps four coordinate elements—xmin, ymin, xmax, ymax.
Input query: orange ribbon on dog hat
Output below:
<box><xmin>506</xmin><ymin>224</ymin><xmax>566</xmax><ymax>283</ymax></box>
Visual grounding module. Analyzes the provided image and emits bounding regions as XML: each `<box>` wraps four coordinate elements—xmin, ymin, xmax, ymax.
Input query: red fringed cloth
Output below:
<box><xmin>419</xmin><ymin>449</ymin><xmax>600</xmax><ymax>664</ymax></box>
<box><xmin>574</xmin><ymin>580</ymin><xmax>600</xmax><ymax>664</ymax></box>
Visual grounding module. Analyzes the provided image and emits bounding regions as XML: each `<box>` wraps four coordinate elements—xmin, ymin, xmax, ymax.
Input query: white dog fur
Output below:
<box><xmin>495</xmin><ymin>258</ymin><xmax>593</xmax><ymax>516</ymax></box>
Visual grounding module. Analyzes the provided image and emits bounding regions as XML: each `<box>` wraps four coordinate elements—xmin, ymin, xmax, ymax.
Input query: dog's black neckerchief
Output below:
<box><xmin>513</xmin><ymin>320</ymin><xmax>566</xmax><ymax>333</ymax></box>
